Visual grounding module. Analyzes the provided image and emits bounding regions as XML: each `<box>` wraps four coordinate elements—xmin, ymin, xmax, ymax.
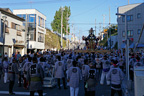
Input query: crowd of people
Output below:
<box><xmin>0</xmin><ymin>49</ymin><xmax>144</xmax><ymax>96</ymax></box>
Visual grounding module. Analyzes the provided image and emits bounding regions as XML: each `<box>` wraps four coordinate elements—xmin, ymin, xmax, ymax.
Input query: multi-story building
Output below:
<box><xmin>117</xmin><ymin>3</ymin><xmax>144</xmax><ymax>50</ymax></box>
<box><xmin>0</xmin><ymin>8</ymin><xmax>25</xmax><ymax>57</ymax></box>
<box><xmin>13</xmin><ymin>9</ymin><xmax>46</xmax><ymax>52</ymax></box>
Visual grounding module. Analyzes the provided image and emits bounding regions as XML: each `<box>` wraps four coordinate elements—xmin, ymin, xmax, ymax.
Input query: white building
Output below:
<box><xmin>0</xmin><ymin>8</ymin><xmax>26</xmax><ymax>57</ymax></box>
<box><xmin>117</xmin><ymin>3</ymin><xmax>144</xmax><ymax>51</ymax></box>
<box><xmin>13</xmin><ymin>9</ymin><xmax>46</xmax><ymax>52</ymax></box>
<box><xmin>108</xmin><ymin>35</ymin><xmax>118</xmax><ymax>49</ymax></box>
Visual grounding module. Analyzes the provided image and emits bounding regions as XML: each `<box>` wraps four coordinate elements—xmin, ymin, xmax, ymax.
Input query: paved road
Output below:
<box><xmin>0</xmin><ymin>75</ymin><xmax>112</xmax><ymax>96</ymax></box>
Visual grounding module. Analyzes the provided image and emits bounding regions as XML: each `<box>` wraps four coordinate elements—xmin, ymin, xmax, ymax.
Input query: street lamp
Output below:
<box><xmin>61</xmin><ymin>7</ymin><xmax>65</xmax><ymax>49</ymax></box>
<box><xmin>2</xmin><ymin>16</ymin><xmax>7</xmax><ymax>60</ymax></box>
<box><xmin>116</xmin><ymin>13</ymin><xmax>130</xmax><ymax>87</ymax></box>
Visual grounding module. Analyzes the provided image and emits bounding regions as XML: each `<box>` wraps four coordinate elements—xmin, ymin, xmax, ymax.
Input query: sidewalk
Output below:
<box><xmin>122</xmin><ymin>77</ymin><xmax>134</xmax><ymax>96</ymax></box>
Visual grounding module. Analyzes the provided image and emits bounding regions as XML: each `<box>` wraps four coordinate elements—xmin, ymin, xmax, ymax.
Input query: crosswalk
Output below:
<box><xmin>0</xmin><ymin>91</ymin><xmax>47</xmax><ymax>96</ymax></box>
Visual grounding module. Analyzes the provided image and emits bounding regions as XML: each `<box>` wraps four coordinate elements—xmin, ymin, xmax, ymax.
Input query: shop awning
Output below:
<box><xmin>121</xmin><ymin>43</ymin><xmax>134</xmax><ymax>48</ymax></box>
<box><xmin>137</xmin><ymin>44</ymin><xmax>144</xmax><ymax>48</ymax></box>
<box><xmin>129</xmin><ymin>43</ymin><xmax>134</xmax><ymax>48</ymax></box>
<box><xmin>14</xmin><ymin>45</ymin><xmax>25</xmax><ymax>48</ymax></box>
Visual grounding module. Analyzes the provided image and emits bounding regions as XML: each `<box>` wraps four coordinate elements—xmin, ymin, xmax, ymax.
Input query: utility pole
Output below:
<box><xmin>99</xmin><ymin>23</ymin><xmax>101</xmax><ymax>40</ymax></box>
<box><xmin>102</xmin><ymin>14</ymin><xmax>106</xmax><ymax>31</ymax></box>
<box><xmin>102</xmin><ymin>14</ymin><xmax>106</xmax><ymax>42</ymax></box>
<box><xmin>2</xmin><ymin>16</ymin><xmax>7</xmax><ymax>59</ymax></box>
<box><xmin>95</xmin><ymin>19</ymin><xmax>96</xmax><ymax>37</ymax></box>
<box><xmin>25</xmin><ymin>14</ymin><xmax>28</xmax><ymax>54</ymax></box>
<box><xmin>61</xmin><ymin>7</ymin><xmax>65</xmax><ymax>49</ymax></box>
<box><xmin>109</xmin><ymin>7</ymin><xmax>111</xmax><ymax>50</ymax></box>
<box><xmin>66</xmin><ymin>12</ymin><xmax>68</xmax><ymax>49</ymax></box>
<box><xmin>79</xmin><ymin>30</ymin><xmax>80</xmax><ymax>44</ymax></box>
<box><xmin>128</xmin><ymin>0</ymin><xmax>129</xmax><ymax>5</ymax></box>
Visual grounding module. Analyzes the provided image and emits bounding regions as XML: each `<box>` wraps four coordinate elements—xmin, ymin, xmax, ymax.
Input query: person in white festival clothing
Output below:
<box><xmin>55</xmin><ymin>55</ymin><xmax>67</xmax><ymax>89</ymax></box>
<box><xmin>107</xmin><ymin>59</ymin><xmax>124</xmax><ymax>96</ymax></box>
<box><xmin>100</xmin><ymin>55</ymin><xmax>111</xmax><ymax>85</ymax></box>
<box><xmin>67</xmin><ymin>61</ymin><xmax>82</xmax><ymax>96</ymax></box>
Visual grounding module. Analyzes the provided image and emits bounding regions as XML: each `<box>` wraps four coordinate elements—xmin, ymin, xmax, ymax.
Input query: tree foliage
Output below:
<box><xmin>51</xmin><ymin>6</ymin><xmax>71</xmax><ymax>35</ymax></box>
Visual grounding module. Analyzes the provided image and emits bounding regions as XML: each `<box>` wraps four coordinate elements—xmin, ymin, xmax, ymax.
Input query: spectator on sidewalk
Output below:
<box><xmin>107</xmin><ymin>60</ymin><xmax>124</xmax><ymax>96</ymax></box>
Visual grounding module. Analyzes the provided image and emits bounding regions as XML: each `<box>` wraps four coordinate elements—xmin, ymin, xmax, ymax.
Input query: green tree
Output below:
<box><xmin>51</xmin><ymin>6</ymin><xmax>71</xmax><ymax>35</ymax></box>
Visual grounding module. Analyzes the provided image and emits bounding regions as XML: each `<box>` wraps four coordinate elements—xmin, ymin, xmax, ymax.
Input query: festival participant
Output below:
<box><xmin>8</xmin><ymin>59</ymin><xmax>18</xmax><ymax>95</ymax></box>
<box><xmin>134</xmin><ymin>56</ymin><xmax>143</xmax><ymax>68</ymax></box>
<box><xmin>17</xmin><ymin>58</ymin><xmax>24</xmax><ymax>87</ymax></box>
<box><xmin>100</xmin><ymin>55</ymin><xmax>111</xmax><ymax>85</ymax></box>
<box><xmin>23</xmin><ymin>56</ymin><xmax>32</xmax><ymax>89</ymax></box>
<box><xmin>107</xmin><ymin>60</ymin><xmax>124</xmax><ymax>96</ymax></box>
<box><xmin>27</xmin><ymin>57</ymin><xmax>44</xmax><ymax>96</ymax></box>
<box><xmin>67</xmin><ymin>61</ymin><xmax>82</xmax><ymax>96</ymax></box>
<box><xmin>86</xmin><ymin>62</ymin><xmax>97</xmax><ymax>96</ymax></box>
<box><xmin>82</xmin><ymin>59</ymin><xmax>90</xmax><ymax>96</ymax></box>
<box><xmin>66</xmin><ymin>55</ymin><xmax>73</xmax><ymax>70</ymax></box>
<box><xmin>3</xmin><ymin>57</ymin><xmax>9</xmax><ymax>83</ymax></box>
<box><xmin>95</xmin><ymin>55</ymin><xmax>102</xmax><ymax>75</ymax></box>
<box><xmin>55</xmin><ymin>55</ymin><xmax>67</xmax><ymax>89</ymax></box>
<box><xmin>129</xmin><ymin>54</ymin><xmax>136</xmax><ymax>81</ymax></box>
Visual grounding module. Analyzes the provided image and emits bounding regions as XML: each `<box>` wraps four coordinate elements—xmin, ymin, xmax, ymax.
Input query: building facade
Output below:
<box><xmin>0</xmin><ymin>8</ymin><xmax>25</xmax><ymax>57</ymax></box>
<box><xmin>117</xmin><ymin>3</ymin><xmax>144</xmax><ymax>50</ymax></box>
<box><xmin>13</xmin><ymin>9</ymin><xmax>46</xmax><ymax>52</ymax></box>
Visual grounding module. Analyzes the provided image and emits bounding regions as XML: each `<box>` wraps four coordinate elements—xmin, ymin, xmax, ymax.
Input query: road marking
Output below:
<box><xmin>0</xmin><ymin>91</ymin><xmax>47</xmax><ymax>95</ymax></box>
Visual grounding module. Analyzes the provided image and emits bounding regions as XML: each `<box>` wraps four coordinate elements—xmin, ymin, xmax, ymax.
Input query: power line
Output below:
<box><xmin>71</xmin><ymin>0</ymin><xmax>107</xmax><ymax>17</ymax></box>
<box><xmin>0</xmin><ymin>0</ymin><xmax>80</xmax><ymax>6</ymax></box>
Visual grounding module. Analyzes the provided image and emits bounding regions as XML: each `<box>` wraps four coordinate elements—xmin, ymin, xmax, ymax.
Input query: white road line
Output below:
<box><xmin>0</xmin><ymin>91</ymin><xmax>47</xmax><ymax>96</ymax></box>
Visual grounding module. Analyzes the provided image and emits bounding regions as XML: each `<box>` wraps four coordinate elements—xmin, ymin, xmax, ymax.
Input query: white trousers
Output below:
<box><xmin>4</xmin><ymin>72</ymin><xmax>8</xmax><ymax>83</ymax></box>
<box><xmin>70</xmin><ymin>87</ymin><xmax>79</xmax><ymax>96</ymax></box>
<box><xmin>100</xmin><ymin>71</ymin><xmax>110</xmax><ymax>85</ymax></box>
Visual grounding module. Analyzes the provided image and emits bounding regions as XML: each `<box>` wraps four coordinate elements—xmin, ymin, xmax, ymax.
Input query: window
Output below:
<box><xmin>17</xmin><ymin>14</ymin><xmax>26</xmax><ymax>20</ymax></box>
<box><xmin>127</xmin><ymin>15</ymin><xmax>133</xmax><ymax>21</ymax></box>
<box><xmin>122</xmin><ymin>31</ymin><xmax>125</xmax><ymax>37</ymax></box>
<box><xmin>122</xmin><ymin>16</ymin><xmax>125</xmax><ymax>22</ymax></box>
<box><xmin>138</xmin><ymin>29</ymin><xmax>141</xmax><ymax>34</ymax></box>
<box><xmin>38</xmin><ymin>32</ymin><xmax>44</xmax><ymax>42</ymax></box>
<box><xmin>127</xmin><ymin>30</ymin><xmax>133</xmax><ymax>37</ymax></box>
<box><xmin>45</xmin><ymin>20</ymin><xmax>46</xmax><ymax>28</ymax></box>
<box><xmin>38</xmin><ymin>16</ymin><xmax>44</xmax><ymax>27</ymax></box>
<box><xmin>28</xmin><ymin>14</ymin><xmax>36</xmax><ymax>22</ymax></box>
<box><xmin>137</xmin><ymin>13</ymin><xmax>141</xmax><ymax>19</ymax></box>
<box><xmin>38</xmin><ymin>16</ymin><xmax>41</xmax><ymax>26</ymax></box>
<box><xmin>29</xmin><ymin>30</ymin><xmax>36</xmax><ymax>41</ymax></box>
<box><xmin>11</xmin><ymin>22</ymin><xmax>21</xmax><ymax>31</ymax></box>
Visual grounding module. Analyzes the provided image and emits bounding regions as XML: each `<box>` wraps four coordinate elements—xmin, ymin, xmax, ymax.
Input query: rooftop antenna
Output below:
<box><xmin>29</xmin><ymin>0</ymin><xmax>33</xmax><ymax>9</ymax></box>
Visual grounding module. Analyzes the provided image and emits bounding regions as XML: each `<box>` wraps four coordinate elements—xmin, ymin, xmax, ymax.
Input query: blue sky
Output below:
<box><xmin>0</xmin><ymin>0</ymin><xmax>144</xmax><ymax>40</ymax></box>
